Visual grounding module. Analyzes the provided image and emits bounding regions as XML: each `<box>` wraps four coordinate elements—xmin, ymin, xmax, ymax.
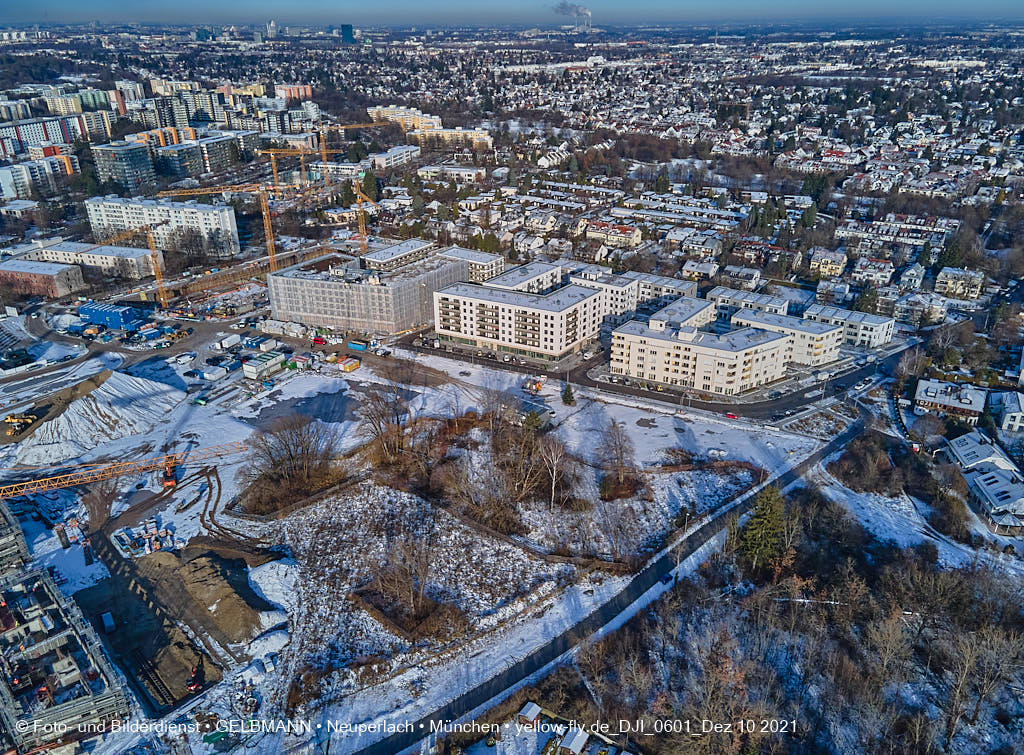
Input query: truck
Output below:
<box><xmin>347</xmin><ymin>339</ymin><xmax>369</xmax><ymax>352</ymax></box>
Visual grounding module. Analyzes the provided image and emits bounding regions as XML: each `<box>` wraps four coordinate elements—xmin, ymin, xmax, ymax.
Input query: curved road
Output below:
<box><xmin>354</xmin><ymin>406</ymin><xmax>869</xmax><ymax>755</ymax></box>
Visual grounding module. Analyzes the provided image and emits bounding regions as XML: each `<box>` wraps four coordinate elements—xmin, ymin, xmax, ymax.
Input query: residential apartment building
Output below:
<box><xmin>485</xmin><ymin>261</ymin><xmax>563</xmax><ymax>293</ymax></box>
<box><xmin>92</xmin><ymin>140</ymin><xmax>156</xmax><ymax>192</ymax></box>
<box><xmin>706</xmin><ymin>286</ymin><xmax>789</xmax><ymax>321</ymax></box>
<box><xmin>417</xmin><ymin>164</ymin><xmax>486</xmax><ymax>184</ymax></box>
<box><xmin>0</xmin><ymin>112</ymin><xmax>111</xmax><ymax>157</ymax></box>
<box><xmin>610</xmin><ymin>303</ymin><xmax>789</xmax><ymax>396</ymax></box>
<box><xmin>436</xmin><ymin>246</ymin><xmax>505</xmax><ymax>282</ymax></box>
<box><xmin>85</xmin><ymin>196</ymin><xmax>241</xmax><ymax>255</ymax></box>
<box><xmin>409</xmin><ymin>126</ymin><xmax>493</xmax><ymax>150</ymax></box>
<box><xmin>11</xmin><ymin>238</ymin><xmax>162</xmax><ymax>279</ymax></box>
<box><xmin>0</xmin><ymin>259</ymin><xmax>85</xmax><ymax>298</ymax></box>
<box><xmin>0</xmin><ymin>154</ymin><xmax>79</xmax><ymax>199</ymax></box>
<box><xmin>913</xmin><ymin>379</ymin><xmax>987</xmax><ymax>425</ymax></box>
<box><xmin>809</xmin><ymin>249</ymin><xmax>847</xmax><ymax>278</ymax></box>
<box><xmin>367</xmin><ymin>105</ymin><xmax>443</xmax><ymax>131</ymax></box>
<box><xmin>802</xmin><ymin>303</ymin><xmax>895</xmax><ymax>348</ymax></box>
<box><xmin>434</xmin><ymin>282</ymin><xmax>603</xmax><ymax>362</ymax></box>
<box><xmin>851</xmin><ymin>257</ymin><xmax>895</xmax><ymax>286</ymax></box>
<box><xmin>731</xmin><ymin>310</ymin><xmax>843</xmax><ymax>367</ymax></box>
<box><xmin>934</xmin><ymin>267</ymin><xmax>985</xmax><ymax>300</ymax></box>
<box><xmin>989</xmin><ymin>392</ymin><xmax>1024</xmax><ymax>432</ymax></box>
<box><xmin>947</xmin><ymin>430</ymin><xmax>1024</xmax><ymax>531</ymax></box>
<box><xmin>585</xmin><ymin>219</ymin><xmax>643</xmax><ymax>249</ymax></box>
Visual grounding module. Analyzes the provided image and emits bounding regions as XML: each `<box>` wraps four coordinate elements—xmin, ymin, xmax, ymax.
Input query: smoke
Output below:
<box><xmin>552</xmin><ymin>1</ymin><xmax>592</xmax><ymax>18</ymax></box>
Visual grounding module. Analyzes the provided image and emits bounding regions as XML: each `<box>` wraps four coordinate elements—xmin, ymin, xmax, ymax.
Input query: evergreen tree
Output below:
<box><xmin>654</xmin><ymin>168</ymin><xmax>670</xmax><ymax>194</ymax></box>
<box><xmin>361</xmin><ymin>169</ymin><xmax>379</xmax><ymax>202</ymax></box>
<box><xmin>738</xmin><ymin>486</ymin><xmax>785</xmax><ymax>572</ymax></box>
<box><xmin>341</xmin><ymin>179</ymin><xmax>356</xmax><ymax>207</ymax></box>
<box><xmin>561</xmin><ymin>382</ymin><xmax>575</xmax><ymax>405</ymax></box>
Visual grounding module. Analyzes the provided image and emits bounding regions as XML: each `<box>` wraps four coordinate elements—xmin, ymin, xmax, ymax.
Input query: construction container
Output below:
<box><xmin>339</xmin><ymin>357</ymin><xmax>360</xmax><ymax>372</ymax></box>
<box><xmin>78</xmin><ymin>302</ymin><xmax>141</xmax><ymax>331</ymax></box>
<box><xmin>219</xmin><ymin>333</ymin><xmax>241</xmax><ymax>350</ymax></box>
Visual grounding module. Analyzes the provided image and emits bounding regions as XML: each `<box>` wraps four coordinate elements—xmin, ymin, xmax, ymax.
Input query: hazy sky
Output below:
<box><xmin>7</xmin><ymin>0</ymin><xmax>1024</xmax><ymax>26</ymax></box>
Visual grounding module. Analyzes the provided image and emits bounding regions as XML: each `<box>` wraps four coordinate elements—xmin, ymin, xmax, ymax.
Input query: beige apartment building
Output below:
<box><xmin>802</xmin><ymin>304</ymin><xmax>895</xmax><ymax>348</ymax></box>
<box><xmin>434</xmin><ymin>282</ymin><xmax>604</xmax><ymax>362</ymax></box>
<box><xmin>706</xmin><ymin>286</ymin><xmax>790</xmax><ymax>320</ymax></box>
<box><xmin>809</xmin><ymin>249</ymin><xmax>847</xmax><ymax>278</ymax></box>
<box><xmin>731</xmin><ymin>310</ymin><xmax>843</xmax><ymax>367</ymax></box>
<box><xmin>934</xmin><ymin>267</ymin><xmax>985</xmax><ymax>299</ymax></box>
<box><xmin>611</xmin><ymin>319</ymin><xmax>789</xmax><ymax>396</ymax></box>
<box><xmin>367</xmin><ymin>105</ymin><xmax>443</xmax><ymax>131</ymax></box>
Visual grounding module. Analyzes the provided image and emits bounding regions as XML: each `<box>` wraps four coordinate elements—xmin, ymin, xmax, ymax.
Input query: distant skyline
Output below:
<box><xmin>6</xmin><ymin>1</ymin><xmax>1024</xmax><ymax>27</ymax></box>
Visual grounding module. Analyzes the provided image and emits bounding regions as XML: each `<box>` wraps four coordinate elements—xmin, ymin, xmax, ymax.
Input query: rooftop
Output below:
<box><xmin>732</xmin><ymin>309</ymin><xmax>842</xmax><ymax>335</ymax></box>
<box><xmin>614</xmin><ymin>319</ymin><xmax>788</xmax><ymax>353</ymax></box>
<box><xmin>361</xmin><ymin>238</ymin><xmax>433</xmax><ymax>265</ymax></box>
<box><xmin>0</xmin><ymin>259</ymin><xmax>76</xmax><ymax>275</ymax></box>
<box><xmin>437</xmin><ymin>282</ymin><xmax>603</xmax><ymax>313</ymax></box>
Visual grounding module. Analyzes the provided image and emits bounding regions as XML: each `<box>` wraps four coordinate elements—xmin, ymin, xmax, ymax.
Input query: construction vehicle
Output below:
<box><xmin>3</xmin><ymin>412</ymin><xmax>39</xmax><ymax>437</ymax></box>
<box><xmin>0</xmin><ymin>442</ymin><xmax>247</xmax><ymax>500</ymax></box>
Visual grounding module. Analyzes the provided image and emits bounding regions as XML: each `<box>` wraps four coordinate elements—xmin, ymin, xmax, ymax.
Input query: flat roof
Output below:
<box><xmin>733</xmin><ymin>309</ymin><xmax>841</xmax><ymax>335</ymax></box>
<box><xmin>0</xmin><ymin>259</ymin><xmax>75</xmax><ymax>275</ymax></box>
<box><xmin>650</xmin><ymin>296</ymin><xmax>715</xmax><ymax>326</ymax></box>
<box><xmin>485</xmin><ymin>261</ymin><xmax>561</xmax><ymax>290</ymax></box>
<box><xmin>437</xmin><ymin>282</ymin><xmax>602</xmax><ymax>313</ymax></box>
<box><xmin>23</xmin><ymin>240</ymin><xmax>151</xmax><ymax>259</ymax></box>
<box><xmin>361</xmin><ymin>238</ymin><xmax>433</xmax><ymax>264</ymax></box>
<box><xmin>804</xmin><ymin>303</ymin><xmax>894</xmax><ymax>327</ymax></box>
<box><xmin>706</xmin><ymin>286</ymin><xmax>789</xmax><ymax>308</ymax></box>
<box><xmin>614</xmin><ymin>319</ymin><xmax>788</xmax><ymax>353</ymax></box>
<box><xmin>436</xmin><ymin>245</ymin><xmax>502</xmax><ymax>265</ymax></box>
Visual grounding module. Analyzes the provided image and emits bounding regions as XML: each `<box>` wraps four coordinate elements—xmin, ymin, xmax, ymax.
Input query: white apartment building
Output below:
<box><xmin>803</xmin><ymin>304</ymin><xmax>895</xmax><ymax>348</ymax></box>
<box><xmin>610</xmin><ymin>316</ymin><xmax>789</xmax><ymax>395</ymax></box>
<box><xmin>417</xmin><ymin>165</ymin><xmax>486</xmax><ymax>184</ymax></box>
<box><xmin>566</xmin><ymin>266</ymin><xmax>697</xmax><ymax>324</ymax></box>
<box><xmin>706</xmin><ymin>286</ymin><xmax>790</xmax><ymax>321</ymax></box>
<box><xmin>11</xmin><ymin>238</ymin><xmax>162</xmax><ymax>279</ymax></box>
<box><xmin>434</xmin><ymin>282</ymin><xmax>603</xmax><ymax>362</ymax></box>
<box><xmin>731</xmin><ymin>310</ymin><xmax>843</xmax><ymax>367</ymax></box>
<box><xmin>485</xmin><ymin>261</ymin><xmax>563</xmax><ymax>293</ymax></box>
<box><xmin>851</xmin><ymin>257</ymin><xmax>895</xmax><ymax>285</ymax></box>
<box><xmin>0</xmin><ymin>155</ymin><xmax>79</xmax><ymax>199</ymax></box>
<box><xmin>435</xmin><ymin>246</ymin><xmax>505</xmax><ymax>282</ymax></box>
<box><xmin>85</xmin><ymin>196</ymin><xmax>240</xmax><ymax>255</ymax></box>
<box><xmin>935</xmin><ymin>267</ymin><xmax>985</xmax><ymax>299</ymax></box>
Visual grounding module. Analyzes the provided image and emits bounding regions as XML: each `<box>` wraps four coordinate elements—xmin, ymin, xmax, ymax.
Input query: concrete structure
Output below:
<box><xmin>802</xmin><ymin>304</ymin><xmax>895</xmax><ymax>348</ymax></box>
<box><xmin>0</xmin><ymin>259</ymin><xmax>85</xmax><ymax>298</ymax></box>
<box><xmin>435</xmin><ymin>246</ymin><xmax>504</xmax><ymax>282</ymax></box>
<box><xmin>731</xmin><ymin>310</ymin><xmax>843</xmax><ymax>367</ymax></box>
<box><xmin>913</xmin><ymin>378</ymin><xmax>987</xmax><ymax>425</ymax></box>
<box><xmin>434</xmin><ymin>282</ymin><xmax>603</xmax><ymax>362</ymax></box>
<box><xmin>85</xmin><ymin>196</ymin><xmax>240</xmax><ymax>255</ymax></box>
<box><xmin>10</xmin><ymin>238</ymin><xmax>161</xmax><ymax>279</ymax></box>
<box><xmin>0</xmin><ymin>502</ymin><xmax>29</xmax><ymax>577</ymax></box>
<box><xmin>92</xmin><ymin>140</ymin><xmax>156</xmax><ymax>192</ymax></box>
<box><xmin>935</xmin><ymin>267</ymin><xmax>985</xmax><ymax>299</ymax></box>
<box><xmin>0</xmin><ymin>569</ymin><xmax>130</xmax><ymax>752</ymax></box>
<box><xmin>269</xmin><ymin>248</ymin><xmax>468</xmax><ymax>333</ymax></box>
<box><xmin>417</xmin><ymin>164</ymin><xmax>486</xmax><ymax>184</ymax></box>
<box><xmin>361</xmin><ymin>239</ymin><xmax>434</xmax><ymax>272</ymax></box>
<box><xmin>706</xmin><ymin>286</ymin><xmax>789</xmax><ymax>321</ymax></box>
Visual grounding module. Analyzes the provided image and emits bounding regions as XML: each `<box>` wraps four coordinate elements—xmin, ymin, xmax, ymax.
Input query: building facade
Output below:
<box><xmin>85</xmin><ymin>196</ymin><xmax>241</xmax><ymax>255</ymax></box>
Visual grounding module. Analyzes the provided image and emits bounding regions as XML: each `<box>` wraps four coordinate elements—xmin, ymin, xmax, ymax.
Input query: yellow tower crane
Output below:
<box><xmin>157</xmin><ymin>184</ymin><xmax>280</xmax><ymax>272</ymax></box>
<box><xmin>90</xmin><ymin>223</ymin><xmax>169</xmax><ymax>308</ymax></box>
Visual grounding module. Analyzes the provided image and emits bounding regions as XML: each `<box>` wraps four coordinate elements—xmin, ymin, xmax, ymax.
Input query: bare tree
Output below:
<box><xmin>538</xmin><ymin>434</ymin><xmax>573</xmax><ymax>511</ymax></box>
<box><xmin>359</xmin><ymin>381</ymin><xmax>410</xmax><ymax>464</ymax></box>
<box><xmin>969</xmin><ymin>627</ymin><xmax>1020</xmax><ymax>724</ymax></box>
<box><xmin>601</xmin><ymin>419</ymin><xmax>636</xmax><ymax>487</ymax></box>
<box><xmin>943</xmin><ymin>631</ymin><xmax>981</xmax><ymax>748</ymax></box>
<box><xmin>241</xmin><ymin>415</ymin><xmax>340</xmax><ymax>514</ymax></box>
<box><xmin>866</xmin><ymin>608</ymin><xmax>912</xmax><ymax>680</ymax></box>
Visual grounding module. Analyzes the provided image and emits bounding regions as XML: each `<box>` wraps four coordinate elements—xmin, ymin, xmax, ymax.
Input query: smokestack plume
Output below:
<box><xmin>553</xmin><ymin>1</ymin><xmax>592</xmax><ymax>18</ymax></box>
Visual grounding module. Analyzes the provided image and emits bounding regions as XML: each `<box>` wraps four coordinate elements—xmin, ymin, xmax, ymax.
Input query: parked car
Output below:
<box><xmin>725</xmin><ymin>412</ymin><xmax>739</xmax><ymax>419</ymax></box>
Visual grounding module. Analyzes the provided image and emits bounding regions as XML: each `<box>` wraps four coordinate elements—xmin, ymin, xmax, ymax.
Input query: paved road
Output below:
<box><xmin>353</xmin><ymin>408</ymin><xmax>869</xmax><ymax>755</ymax></box>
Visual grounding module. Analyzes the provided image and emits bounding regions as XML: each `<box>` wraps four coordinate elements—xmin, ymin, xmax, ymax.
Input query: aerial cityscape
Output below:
<box><xmin>1</xmin><ymin>4</ymin><xmax>1023</xmax><ymax>754</ymax></box>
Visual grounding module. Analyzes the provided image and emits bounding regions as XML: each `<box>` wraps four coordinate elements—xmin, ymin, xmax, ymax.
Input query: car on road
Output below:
<box><xmin>725</xmin><ymin>412</ymin><xmax>738</xmax><ymax>419</ymax></box>
<box><xmin>767</xmin><ymin>390</ymin><xmax>782</xmax><ymax>400</ymax></box>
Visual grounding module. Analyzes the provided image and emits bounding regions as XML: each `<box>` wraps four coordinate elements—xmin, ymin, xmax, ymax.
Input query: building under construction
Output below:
<box><xmin>0</xmin><ymin>502</ymin><xmax>29</xmax><ymax>577</ymax></box>
<box><xmin>0</xmin><ymin>568</ymin><xmax>130</xmax><ymax>753</ymax></box>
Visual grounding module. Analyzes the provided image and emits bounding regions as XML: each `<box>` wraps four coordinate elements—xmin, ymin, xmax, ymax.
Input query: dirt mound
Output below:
<box><xmin>138</xmin><ymin>549</ymin><xmax>284</xmax><ymax>647</ymax></box>
<box><xmin>182</xmin><ymin>536</ymin><xmax>281</xmax><ymax>568</ymax></box>
<box><xmin>11</xmin><ymin>370</ymin><xmax>185</xmax><ymax>464</ymax></box>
